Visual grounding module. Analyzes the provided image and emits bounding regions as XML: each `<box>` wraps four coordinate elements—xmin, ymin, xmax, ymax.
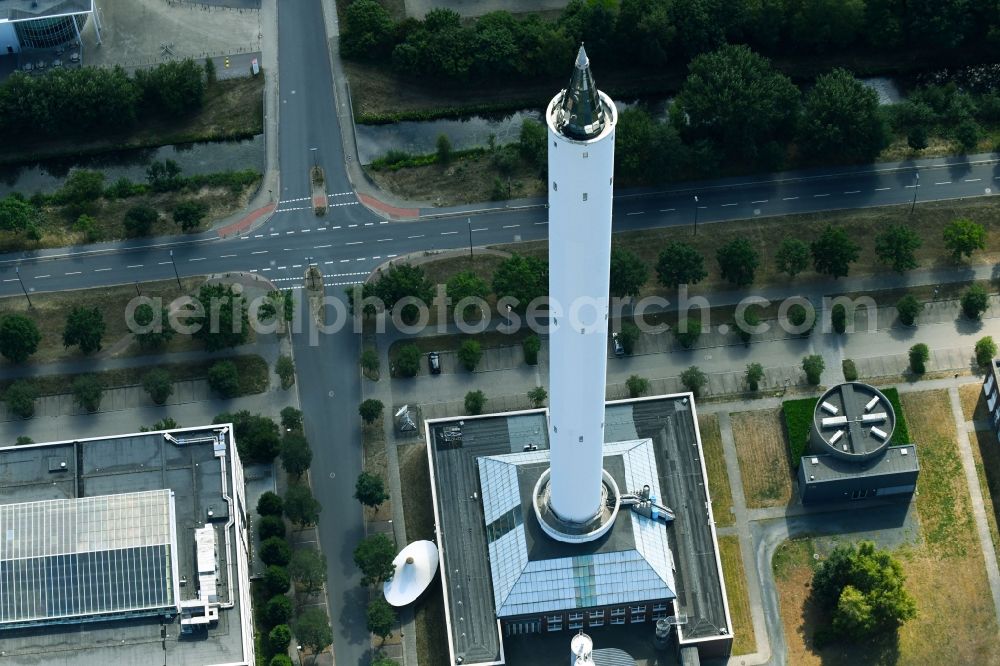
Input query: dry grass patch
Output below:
<box><xmin>361</xmin><ymin>422</ymin><xmax>392</xmax><ymax>523</ymax></box>
<box><xmin>418</xmin><ymin>252</ymin><xmax>508</xmax><ymax>288</ymax></box>
<box><xmin>731</xmin><ymin>409</ymin><xmax>793</xmax><ymax>508</ymax></box>
<box><xmin>718</xmin><ymin>535</ymin><xmax>755</xmax><ymax>655</ymax></box>
<box><xmin>970</xmin><ymin>426</ymin><xmax>1000</xmax><ymax>555</ymax></box>
<box><xmin>959</xmin><ymin>382</ymin><xmax>985</xmax><ymax>422</ymax></box>
<box><xmin>699</xmin><ymin>414</ymin><xmax>733</xmax><ymax>527</ymax></box>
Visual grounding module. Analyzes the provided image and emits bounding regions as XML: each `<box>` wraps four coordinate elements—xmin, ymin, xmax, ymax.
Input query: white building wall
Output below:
<box><xmin>0</xmin><ymin>22</ymin><xmax>20</xmax><ymax>55</ymax></box>
<box><xmin>546</xmin><ymin>91</ymin><xmax>617</xmax><ymax>524</ymax></box>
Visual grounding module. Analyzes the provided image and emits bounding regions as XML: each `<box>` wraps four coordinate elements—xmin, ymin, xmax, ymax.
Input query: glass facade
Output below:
<box><xmin>14</xmin><ymin>15</ymin><xmax>85</xmax><ymax>49</ymax></box>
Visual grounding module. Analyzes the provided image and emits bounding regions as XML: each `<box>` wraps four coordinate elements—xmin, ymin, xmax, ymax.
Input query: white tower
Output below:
<box><xmin>545</xmin><ymin>46</ymin><xmax>618</xmax><ymax>527</ymax></box>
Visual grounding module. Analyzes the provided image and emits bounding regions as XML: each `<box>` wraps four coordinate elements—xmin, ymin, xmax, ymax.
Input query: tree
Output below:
<box><xmin>276</xmin><ymin>355</ymin><xmax>294</xmax><ymax>389</ymax></box>
<box><xmin>4</xmin><ymin>380</ymin><xmax>37</xmax><ymax>419</ymax></box>
<box><xmin>656</xmin><ymin>241</ymin><xmax>707</xmax><ymax>288</ymax></box>
<box><xmin>268</xmin><ymin>624</ymin><xmax>291</xmax><ymax>653</ymax></box>
<box><xmin>909</xmin><ymin>343</ymin><xmax>930</xmax><ymax>374</ymax></box>
<box><xmin>341</xmin><ymin>0</ymin><xmax>395</xmax><ymax>59</ymax></box>
<box><xmin>260</xmin><ymin>537</ymin><xmax>292</xmax><ymax>567</ymax></box>
<box><xmin>528</xmin><ymin>386</ymin><xmax>548</xmax><ymax>408</ymax></box>
<box><xmin>353</xmin><ymin>533</ymin><xmax>396</xmax><ymax>586</ymax></box>
<box><xmin>370</xmin><ymin>263</ymin><xmax>433</xmax><ymax>323</ymax></box>
<box><xmin>787</xmin><ymin>303</ymin><xmax>814</xmax><ymax>336</ymax></box>
<box><xmin>737</xmin><ymin>308</ymin><xmax>760</xmax><ymax>344</ymax></box>
<box><xmin>270</xmin><ymin>656</ymin><xmax>294</xmax><ymax>666</ymax></box>
<box><xmin>518</xmin><ymin>118</ymin><xmax>547</xmax><ymax>172</ymax></box>
<box><xmin>367</xmin><ymin>598</ymin><xmax>397</xmax><ymax>642</ymax></box>
<box><xmin>798</xmin><ymin>68</ymin><xmax>887</xmax><ymax>163</ymax></box>
<box><xmin>263</xmin><ymin>565</ymin><xmax>290</xmax><ymax>596</ymax></box>
<box><xmin>192</xmin><ymin>284</ymin><xmax>249</xmax><ymax>350</ymax></box>
<box><xmin>15</xmin><ymin>435</ymin><xmax>34</xmax><ymax>445</ymax></box>
<box><xmin>674</xmin><ymin>45</ymin><xmax>799</xmax><ymax>163</ymax></box>
<box><xmin>716</xmin><ymin>238</ymin><xmax>759</xmax><ymax>287</ymax></box>
<box><xmin>142</xmin><ymin>368</ymin><xmax>173</xmax><ymax>405</ymax></box>
<box><xmin>618</xmin><ymin>321</ymin><xmax>641</xmax><ymax>355</ymax></box>
<box><xmin>961</xmin><ymin>284</ymin><xmax>989</xmax><ymax>320</ymax></box>
<box><xmin>831</xmin><ymin>304</ymin><xmax>847</xmax><ymax>334</ymax></box>
<box><xmin>896</xmin><ymin>294</ymin><xmax>923</xmax><ymax>326</ymax></box>
<box><xmin>355</xmin><ymin>471</ymin><xmax>389</xmax><ymax>511</ymax></box>
<box><xmin>289</xmin><ymin>548</ymin><xmax>328</xmax><ymax>595</ymax></box>
<box><xmin>609</xmin><ymin>246</ymin><xmax>649</xmax><ymax>297</ymax></box>
<box><xmin>811</xmin><ymin>225</ymin><xmax>860</xmax><ymax>278</ymax></box>
<box><xmin>294</xmin><ymin>607</ymin><xmax>334</xmax><ymax>657</ymax></box>
<box><xmin>875</xmin><ymin>224</ymin><xmax>922</xmax><ymax>273</ymax></box>
<box><xmin>145</xmin><ymin>159</ymin><xmax>183</xmax><ymax>190</ymax></box>
<box><xmin>943</xmin><ymin>218</ymin><xmax>987</xmax><ymax>261</ymax></box>
<box><xmin>57</xmin><ymin>169</ymin><xmax>105</xmax><ymax>212</ymax></box>
<box><xmin>263</xmin><ymin>594</ymin><xmax>293</xmax><ymax>626</ymax></box>
<box><xmin>123</xmin><ymin>204</ymin><xmax>158</xmax><ymax>236</ymax></box>
<box><xmin>135</xmin><ymin>60</ymin><xmax>206</xmax><ymax>117</ymax></box>
<box><xmin>681</xmin><ymin>365</ymin><xmax>707</xmax><ymax>397</ymax></box>
<box><xmin>465</xmin><ymin>389</ymin><xmax>487</xmax><ymax>415</ymax></box>
<box><xmin>258</xmin><ymin>516</ymin><xmax>286</xmax><ymax>541</ymax></box>
<box><xmin>63</xmin><ymin>306</ymin><xmax>105</xmax><ymax>354</ymax></box>
<box><xmin>0</xmin><ymin>314</ymin><xmax>41</xmax><ymax>362</ymax></box>
<box><xmin>491</xmin><ymin>254</ymin><xmax>548</xmax><ymax>308</ymax></box>
<box><xmin>746</xmin><ymin>362</ymin><xmax>764</xmax><ymax>391</ymax></box>
<box><xmin>208</xmin><ymin>360</ymin><xmax>240</xmax><ymax>398</ymax></box>
<box><xmin>446</xmin><ymin>271</ymin><xmax>490</xmax><ymax>318</ymax></box>
<box><xmin>626</xmin><ymin>374</ymin><xmax>649</xmax><ymax>398</ymax></box>
<box><xmin>810</xmin><ymin>541</ymin><xmax>916</xmax><ymax>640</ymax></box>
<box><xmin>132</xmin><ymin>303</ymin><xmax>175</xmax><ymax>348</ymax></box>
<box><xmin>72</xmin><ymin>374</ymin><xmax>103</xmax><ymax>412</ymax></box>
<box><xmin>257</xmin><ymin>491</ymin><xmax>284</xmax><ymax>517</ymax></box>
<box><xmin>674</xmin><ymin>319</ymin><xmax>702</xmax><ymax>349</ymax></box>
<box><xmin>0</xmin><ymin>195</ymin><xmax>40</xmax><ymax>233</ymax></box>
<box><xmin>523</xmin><ymin>335</ymin><xmax>541</xmax><ymax>365</ymax></box>
<box><xmin>284</xmin><ymin>484</ymin><xmax>322</xmax><ymax>527</ymax></box>
<box><xmin>457</xmin><ymin>340</ymin><xmax>482</xmax><ymax>371</ymax></box>
<box><xmin>395</xmin><ymin>344</ymin><xmax>421</xmax><ymax>377</ymax></box>
<box><xmin>280</xmin><ymin>433</ymin><xmax>312</xmax><ymax>479</ymax></box>
<box><xmin>976</xmin><ymin>336</ymin><xmax>997</xmax><ymax>367</ymax></box>
<box><xmin>216</xmin><ymin>410</ymin><xmax>281</xmax><ymax>463</ymax></box>
<box><xmin>204</xmin><ymin>57</ymin><xmax>217</xmax><ymax>86</ymax></box>
<box><xmin>172</xmin><ymin>200</ymin><xmax>209</xmax><ymax>231</ymax></box>
<box><xmin>613</xmin><ymin>107</ymin><xmax>683</xmax><ymax>184</ymax></box>
<box><xmin>790</xmin><ymin>0</ymin><xmax>865</xmax><ymax>54</ymax></box>
<box><xmin>359</xmin><ymin>398</ymin><xmax>384</xmax><ymax>425</ymax></box>
<box><xmin>142</xmin><ymin>417</ymin><xmax>178</xmax><ymax>432</ymax></box>
<box><xmin>281</xmin><ymin>406</ymin><xmax>304</xmax><ymax>432</ymax></box>
<box><xmin>907</xmin><ymin>125</ymin><xmax>928</xmax><ymax>151</ymax></box>
<box><xmin>955</xmin><ymin>119</ymin><xmax>981</xmax><ymax>152</ymax></box>
<box><xmin>775</xmin><ymin>237</ymin><xmax>811</xmax><ymax>279</ymax></box>
<box><xmin>803</xmin><ymin>355</ymin><xmax>825</xmax><ymax>385</ymax></box>
<box><xmin>436</xmin><ymin>133</ymin><xmax>452</xmax><ymax>165</ymax></box>
<box><xmin>360</xmin><ymin>348</ymin><xmax>380</xmax><ymax>377</ymax></box>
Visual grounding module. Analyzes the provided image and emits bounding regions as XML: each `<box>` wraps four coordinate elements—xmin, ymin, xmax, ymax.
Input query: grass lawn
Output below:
<box><xmin>960</xmin><ymin>382</ymin><xmax>984</xmax><ymax>421</ymax></box>
<box><xmin>0</xmin><ymin>76</ymin><xmax>264</xmax><ymax>165</ymax></box>
<box><xmin>698</xmin><ymin>414</ymin><xmax>734</xmax><ymax>527</ymax></box>
<box><xmin>775</xmin><ymin>390</ymin><xmax>1000</xmax><ymax>665</ymax></box>
<box><xmin>718</xmin><ymin>535</ymin><xmax>755</xmax><ymax>655</ymax></box>
<box><xmin>960</xmin><ymin>384</ymin><xmax>1000</xmax><ymax>554</ymax></box>
<box><xmin>417</xmin><ymin>252</ymin><xmax>508</xmax><ymax>289</ymax></box>
<box><xmin>731</xmin><ymin>408</ymin><xmax>793</xmax><ymax>508</ymax></box>
<box><xmin>398</xmin><ymin>443</ymin><xmax>450</xmax><ymax>666</ymax></box>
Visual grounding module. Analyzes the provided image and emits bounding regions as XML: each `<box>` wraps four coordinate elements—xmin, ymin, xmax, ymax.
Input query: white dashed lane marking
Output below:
<box><xmin>441</xmin><ymin>231</ymin><xmax>457</xmax><ymax>235</ymax></box>
<box><xmin>346</xmin><ymin>241</ymin><xmax>362</xmax><ymax>246</ymax></box>
<box><xmin>95</xmin><ymin>268</ymin><xmax>111</xmax><ymax>272</ymax></box>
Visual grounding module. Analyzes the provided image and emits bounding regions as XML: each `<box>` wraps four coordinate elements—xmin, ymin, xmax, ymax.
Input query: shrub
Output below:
<box><xmin>263</xmin><ymin>565</ymin><xmax>290</xmax><ymax>596</ymax></box>
<box><xmin>4</xmin><ymin>380</ymin><xmax>37</xmax><ymax>419</ymax></box>
<box><xmin>0</xmin><ymin>314</ymin><xmax>41</xmax><ymax>362</ymax></box>
<box><xmin>359</xmin><ymin>398</ymin><xmax>384</xmax><ymax>424</ymax></box>
<box><xmin>275</xmin><ymin>355</ymin><xmax>295</xmax><ymax>389</ymax></box>
<box><xmin>268</xmin><ymin>624</ymin><xmax>291</xmax><ymax>653</ymax></box>
<box><xmin>367</xmin><ymin>598</ymin><xmax>397</xmax><ymax>640</ymax></box>
<box><xmin>123</xmin><ymin>204</ymin><xmax>158</xmax><ymax>236</ymax></box>
<box><xmin>909</xmin><ymin>343</ymin><xmax>929</xmax><ymax>375</ymax></box>
<box><xmin>355</xmin><ymin>471</ymin><xmax>389</xmax><ymax>510</ymax></box>
<box><xmin>465</xmin><ymin>390</ymin><xmax>487</xmax><ymax>415</ymax></box>
<box><xmin>975</xmin><ymin>336</ymin><xmax>997</xmax><ymax>367</ymax></box>
<box><xmin>618</xmin><ymin>321</ymin><xmax>641</xmax><ymax>355</ymax></box>
<box><xmin>395</xmin><ymin>344</ymin><xmax>421</xmax><ymax>377</ymax></box>
<box><xmin>142</xmin><ymin>368</ymin><xmax>173</xmax><ymax>405</ymax></box>
<box><xmin>360</xmin><ymin>348</ymin><xmax>380</xmax><ymax>377</ymax></box>
<box><xmin>626</xmin><ymin>375</ymin><xmax>649</xmax><ymax>398</ymax></box>
<box><xmin>803</xmin><ymin>355</ymin><xmax>825</xmax><ymax>385</ymax></box>
<box><xmin>523</xmin><ymin>335</ymin><xmax>541</xmax><ymax>365</ymax></box>
<box><xmin>528</xmin><ymin>386</ymin><xmax>547</xmax><ymax>408</ymax></box>
<box><xmin>259</xmin><ymin>537</ymin><xmax>292</xmax><ymax>567</ymax></box>
<box><xmin>257</xmin><ymin>491</ymin><xmax>284</xmax><ymax>516</ymax></box>
<box><xmin>746</xmin><ymin>363</ymin><xmax>764</xmax><ymax>391</ymax></box>
<box><xmin>674</xmin><ymin>319</ymin><xmax>702</xmax><ymax>349</ymax></box>
<box><xmin>263</xmin><ymin>594</ymin><xmax>293</xmax><ymax>626</ymax></box>
<box><xmin>842</xmin><ymin>359</ymin><xmax>858</xmax><ymax>382</ymax></box>
<box><xmin>270</xmin><ymin>656</ymin><xmax>294</xmax><ymax>666</ymax></box>
<box><xmin>172</xmin><ymin>200</ymin><xmax>209</xmax><ymax>231</ymax></box>
<box><xmin>280</xmin><ymin>433</ymin><xmax>312</xmax><ymax>479</ymax></box>
<box><xmin>787</xmin><ymin>303</ymin><xmax>814</xmax><ymax>335</ymax></box>
<box><xmin>216</xmin><ymin>410</ymin><xmax>281</xmax><ymax>463</ymax></box>
<box><xmin>896</xmin><ymin>294</ymin><xmax>923</xmax><ymax>326</ymax></box>
<box><xmin>457</xmin><ymin>339</ymin><xmax>482</xmax><ymax>371</ymax></box>
<box><xmin>258</xmin><ymin>515</ymin><xmax>286</xmax><ymax>541</ymax></box>
<box><xmin>831</xmin><ymin>304</ymin><xmax>847</xmax><ymax>334</ymax></box>
<box><xmin>284</xmin><ymin>484</ymin><xmax>322</xmax><ymax>527</ymax></box>
<box><xmin>737</xmin><ymin>309</ymin><xmax>760</xmax><ymax>344</ymax></box>
<box><xmin>681</xmin><ymin>366</ymin><xmax>707</xmax><ymax>397</ymax></box>
<box><xmin>961</xmin><ymin>284</ymin><xmax>989</xmax><ymax>319</ymax></box>
<box><xmin>208</xmin><ymin>360</ymin><xmax>240</xmax><ymax>397</ymax></box>
<box><xmin>71</xmin><ymin>374</ymin><xmax>103</xmax><ymax>412</ymax></box>
<box><xmin>63</xmin><ymin>306</ymin><xmax>105</xmax><ymax>354</ymax></box>
<box><xmin>436</xmin><ymin>133</ymin><xmax>452</xmax><ymax>165</ymax></box>
<box><xmin>280</xmin><ymin>406</ymin><xmax>303</xmax><ymax>432</ymax></box>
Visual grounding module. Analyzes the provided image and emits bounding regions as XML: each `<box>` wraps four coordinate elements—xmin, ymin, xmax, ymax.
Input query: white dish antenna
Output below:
<box><xmin>571</xmin><ymin>632</ymin><xmax>594</xmax><ymax>664</ymax></box>
<box><xmin>382</xmin><ymin>540</ymin><xmax>439</xmax><ymax>607</ymax></box>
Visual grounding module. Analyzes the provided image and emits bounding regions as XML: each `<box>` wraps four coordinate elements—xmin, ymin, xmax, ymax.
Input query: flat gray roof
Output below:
<box><xmin>2</xmin><ymin>0</ymin><xmax>92</xmax><ymax>22</ymax></box>
<box><xmin>426</xmin><ymin>395</ymin><xmax>731</xmax><ymax>665</ymax></box>
<box><xmin>0</xmin><ymin>427</ymin><xmax>253</xmax><ymax>666</ymax></box>
<box><xmin>802</xmin><ymin>445</ymin><xmax>920</xmax><ymax>484</ymax></box>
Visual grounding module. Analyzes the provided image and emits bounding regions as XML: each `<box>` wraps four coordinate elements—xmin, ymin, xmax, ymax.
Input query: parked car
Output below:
<box><xmin>428</xmin><ymin>351</ymin><xmax>441</xmax><ymax>375</ymax></box>
<box><xmin>611</xmin><ymin>332</ymin><xmax>625</xmax><ymax>357</ymax></box>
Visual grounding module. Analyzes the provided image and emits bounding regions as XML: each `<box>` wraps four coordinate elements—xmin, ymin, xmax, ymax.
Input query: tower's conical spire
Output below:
<box><xmin>556</xmin><ymin>44</ymin><xmax>607</xmax><ymax>140</ymax></box>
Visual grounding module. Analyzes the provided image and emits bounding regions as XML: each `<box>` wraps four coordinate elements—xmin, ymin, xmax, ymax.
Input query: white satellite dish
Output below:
<box><xmin>382</xmin><ymin>540</ymin><xmax>439</xmax><ymax>607</ymax></box>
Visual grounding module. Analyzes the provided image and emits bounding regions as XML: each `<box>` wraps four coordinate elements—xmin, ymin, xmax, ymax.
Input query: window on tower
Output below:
<box><xmin>582</xmin><ymin>193</ymin><xmax>588</xmax><ymax>201</ymax></box>
<box><xmin>583</xmin><ymin>152</ymin><xmax>589</xmax><ymax>158</ymax></box>
<box><xmin>553</xmin><ymin>182</ymin><xmax>558</xmax><ymax>191</ymax></box>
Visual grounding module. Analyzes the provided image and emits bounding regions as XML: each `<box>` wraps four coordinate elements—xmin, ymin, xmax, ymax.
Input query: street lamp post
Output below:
<box><xmin>15</xmin><ymin>267</ymin><xmax>32</xmax><ymax>308</ymax></box>
<box><xmin>467</xmin><ymin>217</ymin><xmax>473</xmax><ymax>258</ymax></box>
<box><xmin>693</xmin><ymin>195</ymin><xmax>700</xmax><ymax>236</ymax></box>
<box><xmin>910</xmin><ymin>172</ymin><xmax>920</xmax><ymax>214</ymax></box>
<box><xmin>169</xmin><ymin>250</ymin><xmax>181</xmax><ymax>289</ymax></box>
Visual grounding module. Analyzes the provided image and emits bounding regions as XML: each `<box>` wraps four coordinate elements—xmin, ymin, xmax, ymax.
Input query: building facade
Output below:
<box><xmin>0</xmin><ymin>0</ymin><xmax>99</xmax><ymax>56</ymax></box>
